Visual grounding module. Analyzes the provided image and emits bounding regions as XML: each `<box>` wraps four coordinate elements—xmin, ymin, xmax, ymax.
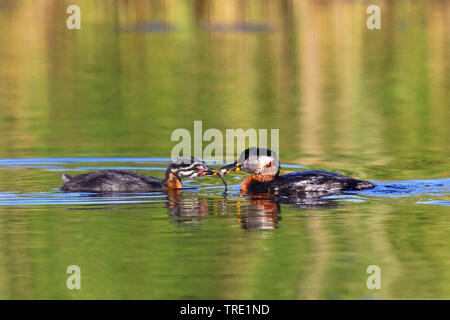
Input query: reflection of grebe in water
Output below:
<box><xmin>163</xmin><ymin>191</ymin><xmax>282</xmax><ymax>229</ymax></box>
<box><xmin>69</xmin><ymin>190</ymin><xmax>337</xmax><ymax>230</ymax></box>
<box><xmin>238</xmin><ymin>194</ymin><xmax>281</xmax><ymax>230</ymax></box>
<box><xmin>164</xmin><ymin>191</ymin><xmax>338</xmax><ymax>230</ymax></box>
<box><xmin>218</xmin><ymin>148</ymin><xmax>375</xmax><ymax>195</ymax></box>
<box><xmin>60</xmin><ymin>157</ymin><xmax>211</xmax><ymax>192</ymax></box>
<box><xmin>238</xmin><ymin>193</ymin><xmax>339</xmax><ymax>229</ymax></box>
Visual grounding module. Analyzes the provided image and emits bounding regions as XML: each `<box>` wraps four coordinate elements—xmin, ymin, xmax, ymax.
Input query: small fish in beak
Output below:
<box><xmin>217</xmin><ymin>162</ymin><xmax>242</xmax><ymax>174</ymax></box>
<box><xmin>201</xmin><ymin>169</ymin><xmax>228</xmax><ymax>192</ymax></box>
<box><xmin>201</xmin><ymin>162</ymin><xmax>244</xmax><ymax>192</ymax></box>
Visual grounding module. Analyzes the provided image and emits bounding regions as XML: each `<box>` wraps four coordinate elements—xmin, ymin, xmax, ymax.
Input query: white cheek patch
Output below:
<box><xmin>259</xmin><ymin>156</ymin><xmax>273</xmax><ymax>167</ymax></box>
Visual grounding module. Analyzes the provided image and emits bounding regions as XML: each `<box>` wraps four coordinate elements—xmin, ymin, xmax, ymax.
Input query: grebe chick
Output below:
<box><xmin>61</xmin><ymin>157</ymin><xmax>211</xmax><ymax>192</ymax></box>
<box><xmin>218</xmin><ymin>148</ymin><xmax>375</xmax><ymax>194</ymax></box>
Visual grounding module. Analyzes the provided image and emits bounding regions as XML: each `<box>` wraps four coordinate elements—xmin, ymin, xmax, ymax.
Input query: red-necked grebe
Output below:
<box><xmin>217</xmin><ymin>148</ymin><xmax>375</xmax><ymax>194</ymax></box>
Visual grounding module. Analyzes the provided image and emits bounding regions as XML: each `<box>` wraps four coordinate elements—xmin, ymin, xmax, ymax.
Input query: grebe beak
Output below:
<box><xmin>199</xmin><ymin>163</ymin><xmax>242</xmax><ymax>192</ymax></box>
<box><xmin>201</xmin><ymin>169</ymin><xmax>216</xmax><ymax>176</ymax></box>
<box><xmin>198</xmin><ymin>164</ymin><xmax>216</xmax><ymax>176</ymax></box>
<box><xmin>199</xmin><ymin>162</ymin><xmax>242</xmax><ymax>176</ymax></box>
<box><xmin>199</xmin><ymin>167</ymin><xmax>229</xmax><ymax>191</ymax></box>
<box><xmin>217</xmin><ymin>162</ymin><xmax>242</xmax><ymax>174</ymax></box>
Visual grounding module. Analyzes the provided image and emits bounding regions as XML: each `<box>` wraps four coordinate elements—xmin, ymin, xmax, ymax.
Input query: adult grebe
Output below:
<box><xmin>217</xmin><ymin>148</ymin><xmax>375</xmax><ymax>194</ymax></box>
<box><xmin>60</xmin><ymin>157</ymin><xmax>212</xmax><ymax>192</ymax></box>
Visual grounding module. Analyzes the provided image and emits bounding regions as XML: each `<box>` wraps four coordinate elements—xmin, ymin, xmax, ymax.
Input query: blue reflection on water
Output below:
<box><xmin>0</xmin><ymin>158</ymin><xmax>448</xmax><ymax>207</ymax></box>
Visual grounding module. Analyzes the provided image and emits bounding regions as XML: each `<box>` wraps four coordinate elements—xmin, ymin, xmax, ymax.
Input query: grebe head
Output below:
<box><xmin>220</xmin><ymin>147</ymin><xmax>280</xmax><ymax>177</ymax></box>
<box><xmin>165</xmin><ymin>157</ymin><xmax>211</xmax><ymax>179</ymax></box>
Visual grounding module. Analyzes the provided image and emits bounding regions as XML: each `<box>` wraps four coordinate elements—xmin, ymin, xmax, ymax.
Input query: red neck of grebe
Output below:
<box><xmin>240</xmin><ymin>174</ymin><xmax>276</xmax><ymax>192</ymax></box>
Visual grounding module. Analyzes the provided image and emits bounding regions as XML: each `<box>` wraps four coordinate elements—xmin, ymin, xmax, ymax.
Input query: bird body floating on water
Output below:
<box><xmin>214</xmin><ymin>148</ymin><xmax>375</xmax><ymax>195</ymax></box>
